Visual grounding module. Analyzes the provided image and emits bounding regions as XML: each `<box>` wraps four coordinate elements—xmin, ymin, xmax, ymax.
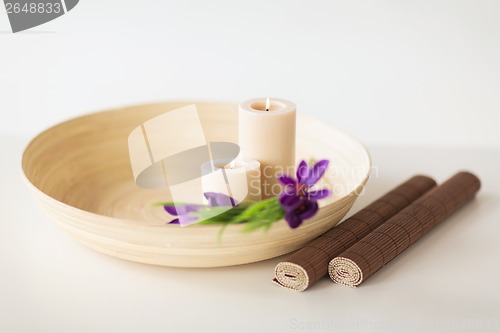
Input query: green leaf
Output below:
<box><xmin>155</xmin><ymin>196</ymin><xmax>286</xmax><ymax>236</ymax></box>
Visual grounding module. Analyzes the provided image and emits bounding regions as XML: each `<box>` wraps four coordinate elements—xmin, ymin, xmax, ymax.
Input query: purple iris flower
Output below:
<box><xmin>278</xmin><ymin>160</ymin><xmax>331</xmax><ymax>229</ymax></box>
<box><xmin>164</xmin><ymin>192</ymin><xmax>237</xmax><ymax>225</ymax></box>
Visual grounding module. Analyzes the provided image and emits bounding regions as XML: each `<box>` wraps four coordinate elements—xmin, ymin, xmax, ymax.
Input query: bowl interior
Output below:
<box><xmin>22</xmin><ymin>102</ymin><xmax>371</xmax><ymax>226</ymax></box>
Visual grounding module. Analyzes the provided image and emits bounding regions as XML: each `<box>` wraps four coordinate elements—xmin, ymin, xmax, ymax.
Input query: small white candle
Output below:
<box><xmin>238</xmin><ymin>98</ymin><xmax>296</xmax><ymax>198</ymax></box>
<box><xmin>201</xmin><ymin>158</ymin><xmax>261</xmax><ymax>204</ymax></box>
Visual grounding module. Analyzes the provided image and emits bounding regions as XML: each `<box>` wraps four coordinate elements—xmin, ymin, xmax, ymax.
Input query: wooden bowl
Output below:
<box><xmin>21</xmin><ymin>102</ymin><xmax>371</xmax><ymax>267</ymax></box>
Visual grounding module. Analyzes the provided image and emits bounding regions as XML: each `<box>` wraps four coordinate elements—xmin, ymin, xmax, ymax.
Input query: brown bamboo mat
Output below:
<box><xmin>329</xmin><ymin>171</ymin><xmax>480</xmax><ymax>287</ymax></box>
<box><xmin>273</xmin><ymin>175</ymin><xmax>437</xmax><ymax>291</ymax></box>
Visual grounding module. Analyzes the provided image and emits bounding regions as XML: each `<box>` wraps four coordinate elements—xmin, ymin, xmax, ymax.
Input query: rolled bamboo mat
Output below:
<box><xmin>329</xmin><ymin>171</ymin><xmax>480</xmax><ymax>287</ymax></box>
<box><xmin>273</xmin><ymin>175</ymin><xmax>437</xmax><ymax>291</ymax></box>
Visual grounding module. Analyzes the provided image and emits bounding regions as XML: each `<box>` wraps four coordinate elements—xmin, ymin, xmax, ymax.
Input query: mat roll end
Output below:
<box><xmin>274</xmin><ymin>262</ymin><xmax>310</xmax><ymax>292</ymax></box>
<box><xmin>328</xmin><ymin>257</ymin><xmax>363</xmax><ymax>288</ymax></box>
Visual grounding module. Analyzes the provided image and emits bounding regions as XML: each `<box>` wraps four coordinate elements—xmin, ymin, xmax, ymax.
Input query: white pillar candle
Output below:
<box><xmin>238</xmin><ymin>98</ymin><xmax>296</xmax><ymax>199</ymax></box>
<box><xmin>201</xmin><ymin>158</ymin><xmax>261</xmax><ymax>204</ymax></box>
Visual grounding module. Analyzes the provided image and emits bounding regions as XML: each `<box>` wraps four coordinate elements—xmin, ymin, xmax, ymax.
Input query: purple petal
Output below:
<box><xmin>176</xmin><ymin>204</ymin><xmax>203</xmax><ymax>215</ymax></box>
<box><xmin>296</xmin><ymin>160</ymin><xmax>308</xmax><ymax>183</ymax></box>
<box><xmin>168</xmin><ymin>218</ymin><xmax>180</xmax><ymax>224</ymax></box>
<box><xmin>164</xmin><ymin>205</ymin><xmax>178</xmax><ymax>216</ymax></box>
<box><xmin>204</xmin><ymin>192</ymin><xmax>237</xmax><ymax>207</ymax></box>
<box><xmin>280</xmin><ymin>183</ymin><xmax>298</xmax><ymax>198</ymax></box>
<box><xmin>164</xmin><ymin>204</ymin><xmax>202</xmax><ymax>216</ymax></box>
<box><xmin>279</xmin><ymin>193</ymin><xmax>302</xmax><ymax>210</ymax></box>
<box><xmin>298</xmin><ymin>201</ymin><xmax>319</xmax><ymax>220</ymax></box>
<box><xmin>178</xmin><ymin>214</ymin><xmax>199</xmax><ymax>226</ymax></box>
<box><xmin>307</xmin><ymin>188</ymin><xmax>331</xmax><ymax>201</ymax></box>
<box><xmin>206</xmin><ymin>196</ymin><xmax>218</xmax><ymax>207</ymax></box>
<box><xmin>285</xmin><ymin>211</ymin><xmax>303</xmax><ymax>229</ymax></box>
<box><xmin>203</xmin><ymin>192</ymin><xmax>218</xmax><ymax>200</ymax></box>
<box><xmin>278</xmin><ymin>175</ymin><xmax>296</xmax><ymax>187</ymax></box>
<box><xmin>304</xmin><ymin>160</ymin><xmax>329</xmax><ymax>186</ymax></box>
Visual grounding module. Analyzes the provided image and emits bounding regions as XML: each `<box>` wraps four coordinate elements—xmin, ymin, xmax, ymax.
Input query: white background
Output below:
<box><xmin>1</xmin><ymin>1</ymin><xmax>500</xmax><ymax>333</ymax></box>
<box><xmin>1</xmin><ymin>0</ymin><xmax>499</xmax><ymax>147</ymax></box>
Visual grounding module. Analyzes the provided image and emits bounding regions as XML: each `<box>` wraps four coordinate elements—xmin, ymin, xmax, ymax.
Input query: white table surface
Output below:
<box><xmin>2</xmin><ymin>134</ymin><xmax>499</xmax><ymax>333</ymax></box>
